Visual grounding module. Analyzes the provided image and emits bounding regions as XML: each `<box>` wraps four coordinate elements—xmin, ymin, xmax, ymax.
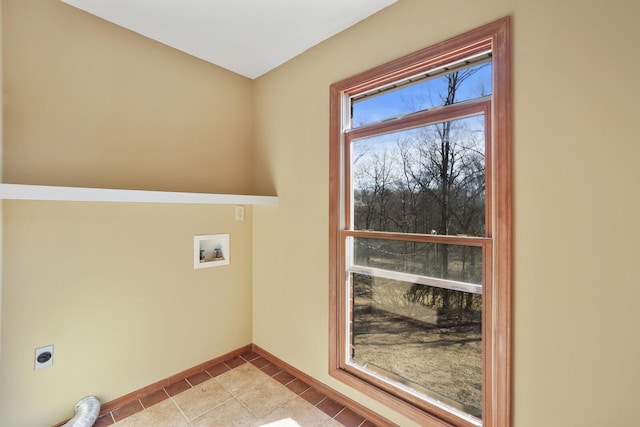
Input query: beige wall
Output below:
<box><xmin>1</xmin><ymin>0</ymin><xmax>255</xmax><ymax>425</ymax></box>
<box><xmin>2</xmin><ymin>0</ymin><xmax>254</xmax><ymax>194</ymax></box>
<box><xmin>253</xmin><ymin>0</ymin><xmax>640</xmax><ymax>426</ymax></box>
<box><xmin>3</xmin><ymin>0</ymin><xmax>640</xmax><ymax>426</ymax></box>
<box><xmin>1</xmin><ymin>202</ymin><xmax>253</xmax><ymax>425</ymax></box>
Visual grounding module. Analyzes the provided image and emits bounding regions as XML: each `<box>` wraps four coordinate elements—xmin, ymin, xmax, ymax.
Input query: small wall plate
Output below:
<box><xmin>194</xmin><ymin>234</ymin><xmax>230</xmax><ymax>269</ymax></box>
<box><xmin>35</xmin><ymin>345</ymin><xmax>54</xmax><ymax>370</ymax></box>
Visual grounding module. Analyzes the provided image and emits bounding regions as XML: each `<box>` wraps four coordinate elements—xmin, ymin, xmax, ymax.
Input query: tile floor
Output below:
<box><xmin>90</xmin><ymin>351</ymin><xmax>379</xmax><ymax>427</ymax></box>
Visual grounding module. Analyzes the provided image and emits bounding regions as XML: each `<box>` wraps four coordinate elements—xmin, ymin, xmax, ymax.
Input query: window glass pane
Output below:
<box><xmin>351</xmin><ymin>62</ymin><xmax>491</xmax><ymax>128</ymax></box>
<box><xmin>353</xmin><ymin>238</ymin><xmax>482</xmax><ymax>285</ymax></box>
<box><xmin>352</xmin><ymin>115</ymin><xmax>486</xmax><ymax>237</ymax></box>
<box><xmin>350</xmin><ymin>273</ymin><xmax>482</xmax><ymax>418</ymax></box>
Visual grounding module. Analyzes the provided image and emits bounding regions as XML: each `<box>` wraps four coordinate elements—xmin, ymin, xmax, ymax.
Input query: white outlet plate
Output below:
<box><xmin>35</xmin><ymin>345</ymin><xmax>54</xmax><ymax>370</ymax></box>
<box><xmin>235</xmin><ymin>205</ymin><xmax>245</xmax><ymax>221</ymax></box>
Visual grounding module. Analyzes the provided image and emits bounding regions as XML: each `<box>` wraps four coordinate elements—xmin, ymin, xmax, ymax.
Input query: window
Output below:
<box><xmin>329</xmin><ymin>18</ymin><xmax>511</xmax><ymax>427</ymax></box>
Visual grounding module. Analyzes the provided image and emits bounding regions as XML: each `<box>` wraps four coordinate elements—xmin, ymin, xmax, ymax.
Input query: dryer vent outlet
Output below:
<box><xmin>35</xmin><ymin>345</ymin><xmax>54</xmax><ymax>370</ymax></box>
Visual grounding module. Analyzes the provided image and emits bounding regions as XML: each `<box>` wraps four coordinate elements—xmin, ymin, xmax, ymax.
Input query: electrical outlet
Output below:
<box><xmin>35</xmin><ymin>345</ymin><xmax>54</xmax><ymax>370</ymax></box>
<box><xmin>235</xmin><ymin>205</ymin><xmax>245</xmax><ymax>221</ymax></box>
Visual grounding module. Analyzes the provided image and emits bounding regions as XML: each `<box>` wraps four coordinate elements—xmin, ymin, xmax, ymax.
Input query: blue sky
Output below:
<box><xmin>351</xmin><ymin>63</ymin><xmax>492</xmax><ymax>128</ymax></box>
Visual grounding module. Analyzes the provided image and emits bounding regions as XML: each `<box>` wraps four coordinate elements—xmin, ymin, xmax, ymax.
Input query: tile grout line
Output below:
<box><xmin>234</xmin><ymin>393</ymin><xmax>263</xmax><ymax>421</ymax></box>
<box><xmin>270</xmin><ymin>368</ymin><xmax>351</xmax><ymax>425</ymax></box>
<box><xmin>219</xmin><ymin>357</ymin><xmax>315</xmax><ymax>424</ymax></box>
<box><xmin>167</xmin><ymin>395</ymin><xmax>192</xmax><ymax>427</ymax></box>
<box><xmin>105</xmin><ymin>412</ymin><xmax>115</xmax><ymax>425</ymax></box>
<box><xmin>198</xmin><ymin>359</ymin><xmax>286</xmax><ymax>424</ymax></box>
<box><xmin>179</xmin><ymin>374</ymin><xmax>238</xmax><ymax>425</ymax></box>
<box><xmin>188</xmin><ymin>394</ymin><xmax>238</xmax><ymax>426</ymax></box>
<box><xmin>209</xmin><ymin>361</ymin><xmax>271</xmax><ymax>423</ymax></box>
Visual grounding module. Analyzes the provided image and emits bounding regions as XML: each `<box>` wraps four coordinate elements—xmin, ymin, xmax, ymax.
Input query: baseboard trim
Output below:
<box><xmin>53</xmin><ymin>343</ymin><xmax>397</xmax><ymax>427</ymax></box>
<box><xmin>52</xmin><ymin>344</ymin><xmax>251</xmax><ymax>427</ymax></box>
<box><xmin>100</xmin><ymin>344</ymin><xmax>252</xmax><ymax>414</ymax></box>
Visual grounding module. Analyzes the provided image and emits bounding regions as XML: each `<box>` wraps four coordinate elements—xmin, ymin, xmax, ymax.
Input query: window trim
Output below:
<box><xmin>329</xmin><ymin>17</ymin><xmax>512</xmax><ymax>427</ymax></box>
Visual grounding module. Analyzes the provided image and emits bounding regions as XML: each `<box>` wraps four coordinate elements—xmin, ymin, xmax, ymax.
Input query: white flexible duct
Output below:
<box><xmin>63</xmin><ymin>396</ymin><xmax>101</xmax><ymax>427</ymax></box>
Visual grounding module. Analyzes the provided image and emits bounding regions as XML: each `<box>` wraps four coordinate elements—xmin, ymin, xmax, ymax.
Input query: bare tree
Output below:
<box><xmin>400</xmin><ymin>68</ymin><xmax>487</xmax><ymax>313</ymax></box>
<box><xmin>353</xmin><ymin>146</ymin><xmax>397</xmax><ymax>231</ymax></box>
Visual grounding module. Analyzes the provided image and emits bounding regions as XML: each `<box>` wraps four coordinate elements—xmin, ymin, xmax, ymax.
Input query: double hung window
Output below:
<box><xmin>329</xmin><ymin>18</ymin><xmax>511</xmax><ymax>427</ymax></box>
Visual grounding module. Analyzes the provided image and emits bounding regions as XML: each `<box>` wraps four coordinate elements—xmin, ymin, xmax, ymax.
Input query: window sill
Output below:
<box><xmin>330</xmin><ymin>366</ymin><xmax>482</xmax><ymax>427</ymax></box>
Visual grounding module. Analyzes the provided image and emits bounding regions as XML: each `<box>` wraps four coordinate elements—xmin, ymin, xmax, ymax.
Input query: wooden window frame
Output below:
<box><xmin>329</xmin><ymin>17</ymin><xmax>512</xmax><ymax>427</ymax></box>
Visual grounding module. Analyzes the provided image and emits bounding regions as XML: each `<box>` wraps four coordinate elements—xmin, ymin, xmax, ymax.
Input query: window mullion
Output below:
<box><xmin>348</xmin><ymin>264</ymin><xmax>483</xmax><ymax>295</ymax></box>
<box><xmin>346</xmin><ymin>99</ymin><xmax>490</xmax><ymax>141</ymax></box>
<box><xmin>342</xmin><ymin>230</ymin><xmax>490</xmax><ymax>247</ymax></box>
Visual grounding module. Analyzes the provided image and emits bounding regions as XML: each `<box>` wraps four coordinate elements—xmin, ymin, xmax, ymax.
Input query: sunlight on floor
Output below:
<box><xmin>260</xmin><ymin>418</ymin><xmax>301</xmax><ymax>426</ymax></box>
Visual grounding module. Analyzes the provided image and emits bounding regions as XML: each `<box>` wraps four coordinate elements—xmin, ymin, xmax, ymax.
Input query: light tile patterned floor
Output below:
<box><xmin>106</xmin><ymin>358</ymin><xmax>373</xmax><ymax>427</ymax></box>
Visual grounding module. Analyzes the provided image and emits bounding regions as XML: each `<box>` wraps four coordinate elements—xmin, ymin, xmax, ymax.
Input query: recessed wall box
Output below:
<box><xmin>194</xmin><ymin>234</ymin><xmax>230</xmax><ymax>269</ymax></box>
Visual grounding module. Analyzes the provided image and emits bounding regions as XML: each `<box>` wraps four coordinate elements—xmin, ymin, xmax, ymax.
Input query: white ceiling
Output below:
<box><xmin>59</xmin><ymin>0</ymin><xmax>397</xmax><ymax>79</ymax></box>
